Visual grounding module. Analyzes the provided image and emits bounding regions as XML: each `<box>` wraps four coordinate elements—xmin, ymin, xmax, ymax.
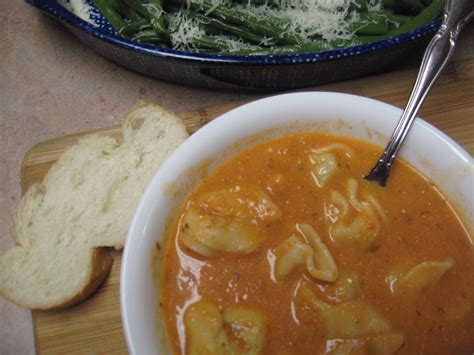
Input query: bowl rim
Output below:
<box><xmin>27</xmin><ymin>0</ymin><xmax>441</xmax><ymax>65</ymax></box>
<box><xmin>120</xmin><ymin>92</ymin><xmax>472</xmax><ymax>354</ymax></box>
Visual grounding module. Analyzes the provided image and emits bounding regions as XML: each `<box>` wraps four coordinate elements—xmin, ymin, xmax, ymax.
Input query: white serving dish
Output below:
<box><xmin>120</xmin><ymin>92</ymin><xmax>473</xmax><ymax>354</ymax></box>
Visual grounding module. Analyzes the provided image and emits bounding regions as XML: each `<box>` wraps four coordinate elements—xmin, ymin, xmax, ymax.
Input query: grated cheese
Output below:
<box><xmin>169</xmin><ymin>11</ymin><xmax>207</xmax><ymax>50</ymax></box>
<box><xmin>58</xmin><ymin>0</ymin><xmax>97</xmax><ymax>26</ymax></box>
<box><xmin>62</xmin><ymin>0</ymin><xmax>386</xmax><ymax>52</ymax></box>
<box><xmin>181</xmin><ymin>0</ymin><xmax>384</xmax><ymax>48</ymax></box>
<box><xmin>169</xmin><ymin>10</ymin><xmax>258</xmax><ymax>52</ymax></box>
<box><xmin>235</xmin><ymin>0</ymin><xmax>368</xmax><ymax>43</ymax></box>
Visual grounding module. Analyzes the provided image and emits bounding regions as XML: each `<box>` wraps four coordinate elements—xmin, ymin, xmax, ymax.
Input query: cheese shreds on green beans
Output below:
<box><xmin>168</xmin><ymin>0</ymin><xmax>381</xmax><ymax>51</ymax></box>
<box><xmin>83</xmin><ymin>0</ymin><xmax>445</xmax><ymax>54</ymax></box>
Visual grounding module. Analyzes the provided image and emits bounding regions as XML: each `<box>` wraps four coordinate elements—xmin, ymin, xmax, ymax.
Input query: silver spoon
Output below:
<box><xmin>365</xmin><ymin>0</ymin><xmax>474</xmax><ymax>187</ymax></box>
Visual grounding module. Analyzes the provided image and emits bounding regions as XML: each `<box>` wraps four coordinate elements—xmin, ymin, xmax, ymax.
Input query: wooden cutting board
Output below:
<box><xmin>24</xmin><ymin>58</ymin><xmax>473</xmax><ymax>354</ymax></box>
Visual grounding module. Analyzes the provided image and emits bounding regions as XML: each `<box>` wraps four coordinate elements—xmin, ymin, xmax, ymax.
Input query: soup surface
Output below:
<box><xmin>159</xmin><ymin>133</ymin><xmax>473</xmax><ymax>355</ymax></box>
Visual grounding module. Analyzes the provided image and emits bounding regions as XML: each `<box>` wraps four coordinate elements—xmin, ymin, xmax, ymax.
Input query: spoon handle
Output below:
<box><xmin>365</xmin><ymin>0</ymin><xmax>474</xmax><ymax>186</ymax></box>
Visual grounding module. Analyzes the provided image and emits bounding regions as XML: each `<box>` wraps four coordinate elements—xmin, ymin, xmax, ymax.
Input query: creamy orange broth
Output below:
<box><xmin>159</xmin><ymin>133</ymin><xmax>473</xmax><ymax>354</ymax></box>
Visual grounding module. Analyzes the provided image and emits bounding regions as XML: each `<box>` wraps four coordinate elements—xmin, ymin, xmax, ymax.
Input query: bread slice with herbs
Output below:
<box><xmin>0</xmin><ymin>101</ymin><xmax>188</xmax><ymax>309</ymax></box>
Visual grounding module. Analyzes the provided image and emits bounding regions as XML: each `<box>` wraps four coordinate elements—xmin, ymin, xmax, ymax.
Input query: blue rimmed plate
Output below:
<box><xmin>26</xmin><ymin>0</ymin><xmax>440</xmax><ymax>91</ymax></box>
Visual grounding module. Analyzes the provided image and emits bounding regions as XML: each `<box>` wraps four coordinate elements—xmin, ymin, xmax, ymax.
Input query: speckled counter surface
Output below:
<box><xmin>1</xmin><ymin>1</ymin><xmax>473</xmax><ymax>354</ymax></box>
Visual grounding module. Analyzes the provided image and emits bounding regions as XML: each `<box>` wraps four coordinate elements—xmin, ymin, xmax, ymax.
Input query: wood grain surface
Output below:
<box><xmin>24</xmin><ymin>58</ymin><xmax>473</xmax><ymax>354</ymax></box>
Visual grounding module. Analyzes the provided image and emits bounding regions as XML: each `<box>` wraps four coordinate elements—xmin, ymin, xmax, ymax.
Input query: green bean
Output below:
<box><xmin>383</xmin><ymin>0</ymin><xmax>425</xmax><ymax>14</ymax></box>
<box><xmin>92</xmin><ymin>0</ymin><xmax>126</xmax><ymax>31</ymax></box>
<box><xmin>363</xmin><ymin>10</ymin><xmax>413</xmax><ymax>25</ymax></box>
<box><xmin>145</xmin><ymin>0</ymin><xmax>167</xmax><ymax>33</ymax></box>
<box><xmin>387</xmin><ymin>0</ymin><xmax>444</xmax><ymax>36</ymax></box>
<box><xmin>121</xmin><ymin>0</ymin><xmax>148</xmax><ymax>17</ymax></box>
<box><xmin>171</xmin><ymin>0</ymin><xmax>302</xmax><ymax>45</ymax></box>
<box><xmin>196</xmin><ymin>15</ymin><xmax>270</xmax><ymax>45</ymax></box>
<box><xmin>120</xmin><ymin>18</ymin><xmax>151</xmax><ymax>35</ymax></box>
<box><xmin>107</xmin><ymin>0</ymin><xmax>137</xmax><ymax>19</ymax></box>
<box><xmin>194</xmin><ymin>36</ymin><xmax>229</xmax><ymax>51</ymax></box>
<box><xmin>400</xmin><ymin>0</ymin><xmax>425</xmax><ymax>13</ymax></box>
<box><xmin>192</xmin><ymin>35</ymin><xmax>246</xmax><ymax>51</ymax></box>
<box><xmin>233</xmin><ymin>41</ymin><xmax>328</xmax><ymax>55</ymax></box>
<box><xmin>133</xmin><ymin>29</ymin><xmax>165</xmax><ymax>41</ymax></box>
<box><xmin>92</xmin><ymin>0</ymin><xmax>444</xmax><ymax>55</ymax></box>
<box><xmin>234</xmin><ymin>32</ymin><xmax>405</xmax><ymax>55</ymax></box>
<box><xmin>121</xmin><ymin>0</ymin><xmax>169</xmax><ymax>34</ymax></box>
<box><xmin>350</xmin><ymin>0</ymin><xmax>368</xmax><ymax>11</ymax></box>
<box><xmin>127</xmin><ymin>8</ymin><xmax>141</xmax><ymax>20</ymax></box>
<box><xmin>351</xmin><ymin>12</ymin><xmax>390</xmax><ymax>35</ymax></box>
<box><xmin>231</xmin><ymin>0</ymin><xmax>280</xmax><ymax>5</ymax></box>
<box><xmin>352</xmin><ymin>0</ymin><xmax>443</xmax><ymax>41</ymax></box>
<box><xmin>355</xmin><ymin>21</ymin><xmax>389</xmax><ymax>35</ymax></box>
<box><xmin>383</xmin><ymin>12</ymin><xmax>414</xmax><ymax>26</ymax></box>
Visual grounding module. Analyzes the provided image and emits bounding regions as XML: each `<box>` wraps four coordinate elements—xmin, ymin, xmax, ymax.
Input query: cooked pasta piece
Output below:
<box><xmin>394</xmin><ymin>259</ymin><xmax>454</xmax><ymax>296</ymax></box>
<box><xmin>312</xmin><ymin>144</ymin><xmax>353</xmax><ymax>157</ymax></box>
<box><xmin>365</xmin><ymin>194</ymin><xmax>389</xmax><ymax>225</ymax></box>
<box><xmin>310</xmin><ymin>152</ymin><xmax>339</xmax><ymax>188</ymax></box>
<box><xmin>347</xmin><ymin>178</ymin><xmax>368</xmax><ymax>212</ymax></box>
<box><xmin>179</xmin><ymin>186</ymin><xmax>281</xmax><ymax>256</ymax></box>
<box><xmin>163</xmin><ymin>133</ymin><xmax>474</xmax><ymax>354</ymax></box>
<box><xmin>275</xmin><ymin>224</ymin><xmax>338</xmax><ymax>282</ymax></box>
<box><xmin>327</xmin><ymin>339</ymin><xmax>360</xmax><ymax>355</ymax></box>
<box><xmin>329</xmin><ymin>179</ymin><xmax>382</xmax><ymax>248</ymax></box>
<box><xmin>197</xmin><ymin>186</ymin><xmax>282</xmax><ymax>222</ymax></box>
<box><xmin>301</xmin><ymin>285</ymin><xmax>403</xmax><ymax>354</ymax></box>
<box><xmin>310</xmin><ymin>144</ymin><xmax>353</xmax><ymax>188</ymax></box>
<box><xmin>301</xmin><ymin>285</ymin><xmax>391</xmax><ymax>338</ymax></box>
<box><xmin>325</xmin><ymin>191</ymin><xmax>350</xmax><ymax>224</ymax></box>
<box><xmin>184</xmin><ymin>301</ymin><xmax>229</xmax><ymax>355</ymax></box>
<box><xmin>184</xmin><ymin>301</ymin><xmax>266</xmax><ymax>355</ymax></box>
<box><xmin>328</xmin><ymin>333</ymin><xmax>404</xmax><ymax>355</ymax></box>
<box><xmin>348</xmin><ymin>179</ymin><xmax>387</xmax><ymax>225</ymax></box>
<box><xmin>322</xmin><ymin>272</ymin><xmax>361</xmax><ymax>303</ymax></box>
<box><xmin>222</xmin><ymin>307</ymin><xmax>267</xmax><ymax>355</ymax></box>
<box><xmin>367</xmin><ymin>333</ymin><xmax>405</xmax><ymax>355</ymax></box>
<box><xmin>329</xmin><ymin>214</ymin><xmax>380</xmax><ymax>248</ymax></box>
<box><xmin>180</xmin><ymin>207</ymin><xmax>263</xmax><ymax>256</ymax></box>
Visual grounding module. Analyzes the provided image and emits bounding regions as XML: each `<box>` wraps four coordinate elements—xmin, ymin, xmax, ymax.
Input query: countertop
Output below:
<box><xmin>0</xmin><ymin>1</ymin><xmax>472</xmax><ymax>354</ymax></box>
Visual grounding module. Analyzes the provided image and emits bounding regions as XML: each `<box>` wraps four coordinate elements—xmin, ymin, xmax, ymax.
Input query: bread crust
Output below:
<box><xmin>0</xmin><ymin>248</ymin><xmax>113</xmax><ymax>310</ymax></box>
<box><xmin>50</xmin><ymin>248</ymin><xmax>114</xmax><ymax>309</ymax></box>
<box><xmin>0</xmin><ymin>100</ymin><xmax>188</xmax><ymax>310</ymax></box>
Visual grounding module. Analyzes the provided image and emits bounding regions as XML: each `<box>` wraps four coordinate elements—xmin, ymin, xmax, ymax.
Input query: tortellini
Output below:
<box><xmin>184</xmin><ymin>300</ymin><xmax>266</xmax><ymax>355</ymax></box>
<box><xmin>197</xmin><ymin>186</ymin><xmax>282</xmax><ymax>221</ymax></box>
<box><xmin>390</xmin><ymin>259</ymin><xmax>453</xmax><ymax>296</ymax></box>
<box><xmin>301</xmin><ymin>285</ymin><xmax>403</xmax><ymax>355</ymax></box>
<box><xmin>311</xmin><ymin>152</ymin><xmax>339</xmax><ymax>188</ymax></box>
<box><xmin>304</xmin><ymin>294</ymin><xmax>391</xmax><ymax>338</ymax></box>
<box><xmin>180</xmin><ymin>209</ymin><xmax>262</xmax><ymax>256</ymax></box>
<box><xmin>321</xmin><ymin>272</ymin><xmax>361</xmax><ymax>304</ymax></box>
<box><xmin>328</xmin><ymin>179</ymin><xmax>386</xmax><ymax>248</ymax></box>
<box><xmin>327</xmin><ymin>333</ymin><xmax>404</xmax><ymax>355</ymax></box>
<box><xmin>184</xmin><ymin>301</ymin><xmax>229</xmax><ymax>355</ymax></box>
<box><xmin>310</xmin><ymin>144</ymin><xmax>353</xmax><ymax>188</ymax></box>
<box><xmin>275</xmin><ymin>224</ymin><xmax>338</xmax><ymax>282</ymax></box>
<box><xmin>222</xmin><ymin>307</ymin><xmax>266</xmax><ymax>355</ymax></box>
<box><xmin>179</xmin><ymin>186</ymin><xmax>281</xmax><ymax>256</ymax></box>
<box><xmin>325</xmin><ymin>191</ymin><xmax>350</xmax><ymax>224</ymax></box>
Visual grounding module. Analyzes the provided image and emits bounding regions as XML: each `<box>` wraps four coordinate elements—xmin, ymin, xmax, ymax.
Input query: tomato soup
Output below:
<box><xmin>159</xmin><ymin>133</ymin><xmax>473</xmax><ymax>354</ymax></box>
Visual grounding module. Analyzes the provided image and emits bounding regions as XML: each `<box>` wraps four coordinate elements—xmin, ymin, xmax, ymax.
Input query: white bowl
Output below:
<box><xmin>120</xmin><ymin>92</ymin><xmax>473</xmax><ymax>354</ymax></box>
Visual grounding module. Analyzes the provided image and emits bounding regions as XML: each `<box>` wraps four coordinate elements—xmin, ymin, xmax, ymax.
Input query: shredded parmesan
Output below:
<box><xmin>58</xmin><ymin>0</ymin><xmax>97</xmax><ymax>26</ymax></box>
<box><xmin>63</xmin><ymin>0</ymin><xmax>385</xmax><ymax>52</ymax></box>
<box><xmin>234</xmin><ymin>0</ymin><xmax>370</xmax><ymax>43</ymax></box>
<box><xmin>169</xmin><ymin>11</ymin><xmax>207</xmax><ymax>50</ymax></box>
<box><xmin>142</xmin><ymin>3</ymin><xmax>165</xmax><ymax>18</ymax></box>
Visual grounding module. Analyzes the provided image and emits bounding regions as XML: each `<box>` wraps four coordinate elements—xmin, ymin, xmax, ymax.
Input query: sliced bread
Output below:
<box><xmin>0</xmin><ymin>101</ymin><xmax>188</xmax><ymax>309</ymax></box>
